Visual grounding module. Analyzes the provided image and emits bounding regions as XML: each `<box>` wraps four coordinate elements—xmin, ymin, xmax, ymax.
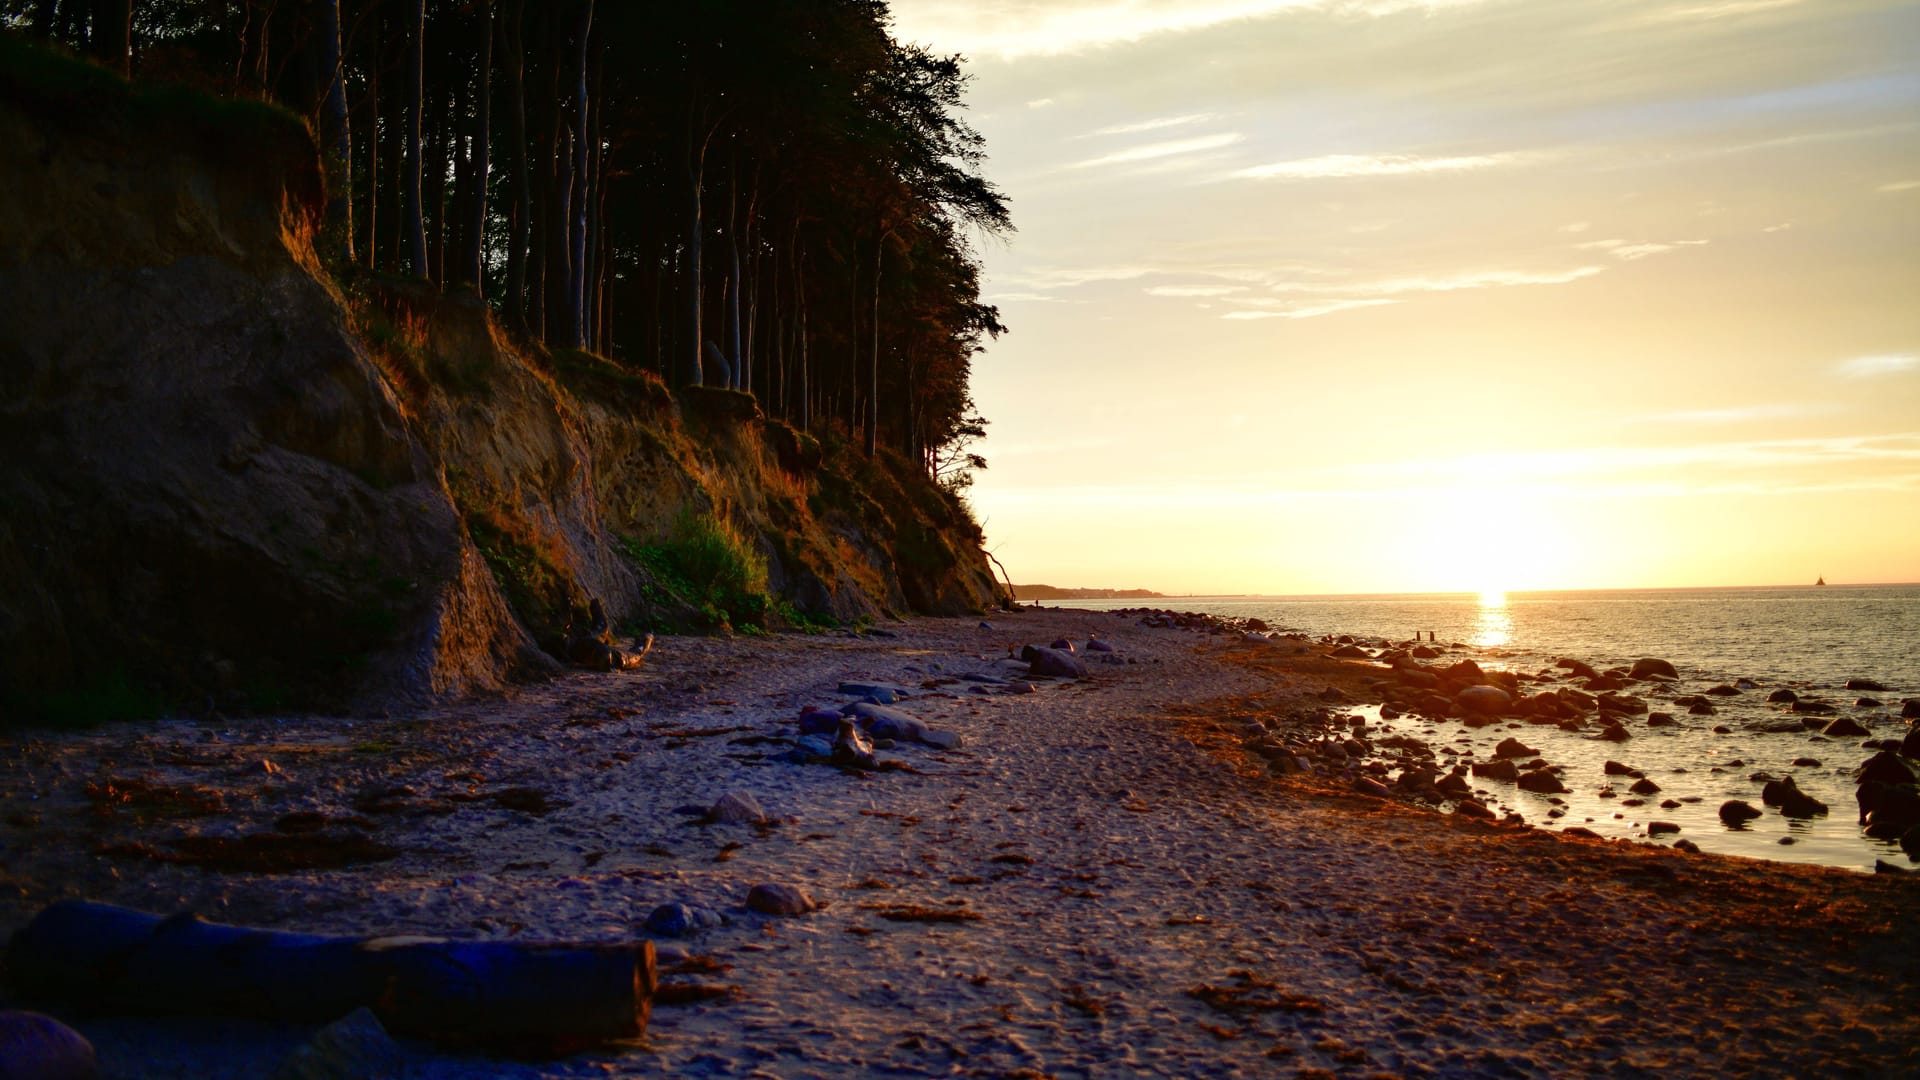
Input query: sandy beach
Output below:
<box><xmin>2</xmin><ymin>608</ymin><xmax>1916</xmax><ymax>1078</ymax></box>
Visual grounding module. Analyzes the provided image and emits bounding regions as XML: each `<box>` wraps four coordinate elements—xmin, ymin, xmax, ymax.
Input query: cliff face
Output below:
<box><xmin>0</xmin><ymin>58</ymin><xmax>1001</xmax><ymax>721</ymax></box>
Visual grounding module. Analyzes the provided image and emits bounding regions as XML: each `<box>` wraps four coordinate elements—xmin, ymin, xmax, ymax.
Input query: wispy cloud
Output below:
<box><xmin>1085</xmin><ymin>113</ymin><xmax>1217</xmax><ymax>137</ymax></box>
<box><xmin>1070</xmin><ymin>132</ymin><xmax>1245</xmax><ymax>169</ymax></box>
<box><xmin>1639</xmin><ymin>403</ymin><xmax>1832</xmax><ymax>424</ymax></box>
<box><xmin>1222</xmin><ymin>299</ymin><xmax>1399</xmax><ymax>319</ymax></box>
<box><xmin>1228</xmin><ymin>152</ymin><xmax>1525</xmax><ymax>181</ymax></box>
<box><xmin>1835</xmin><ymin>354</ymin><xmax>1918</xmax><ymax>378</ymax></box>
<box><xmin>1146</xmin><ymin>284</ymin><xmax>1250</xmax><ymax>297</ymax></box>
<box><xmin>982</xmin><ymin>291</ymin><xmax>1075</xmax><ymax>303</ymax></box>
<box><xmin>1878</xmin><ymin>180</ymin><xmax>1920</xmax><ymax>193</ymax></box>
<box><xmin>1638</xmin><ymin>0</ymin><xmax>1807</xmax><ymax>24</ymax></box>
<box><xmin>1026</xmin><ymin>97</ymin><xmax>1056</xmax><ymax>109</ymax></box>
<box><xmin>1346</xmin><ymin>266</ymin><xmax>1605</xmax><ymax>295</ymax></box>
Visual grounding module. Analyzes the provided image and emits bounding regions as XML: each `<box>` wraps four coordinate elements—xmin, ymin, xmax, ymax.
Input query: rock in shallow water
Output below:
<box><xmin>1630</xmin><ymin>658</ymin><xmax>1678</xmax><ymax>680</ymax></box>
<box><xmin>1718</xmin><ymin>800</ymin><xmax>1763</xmax><ymax>826</ymax></box>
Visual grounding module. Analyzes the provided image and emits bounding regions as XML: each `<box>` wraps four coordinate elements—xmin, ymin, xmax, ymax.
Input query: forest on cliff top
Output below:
<box><xmin>3</xmin><ymin>0</ymin><xmax>1010</xmax><ymax>483</ymax></box>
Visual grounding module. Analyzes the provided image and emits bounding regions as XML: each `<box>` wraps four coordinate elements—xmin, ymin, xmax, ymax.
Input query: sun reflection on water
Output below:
<box><xmin>1474</xmin><ymin>589</ymin><xmax>1512</xmax><ymax>648</ymax></box>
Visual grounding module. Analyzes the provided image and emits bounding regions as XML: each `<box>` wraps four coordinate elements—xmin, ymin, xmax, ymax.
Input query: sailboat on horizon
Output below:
<box><xmin>1816</xmin><ymin>575</ymin><xmax>1826</xmax><ymax>586</ymax></box>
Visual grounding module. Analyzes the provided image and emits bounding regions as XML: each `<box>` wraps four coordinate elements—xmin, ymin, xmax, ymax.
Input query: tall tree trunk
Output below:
<box><xmin>404</xmin><ymin>0</ymin><xmax>427</xmax><ymax>278</ymax></box>
<box><xmin>501</xmin><ymin>0</ymin><xmax>529</xmax><ymax>328</ymax></box>
<box><xmin>316</xmin><ymin>0</ymin><xmax>352</xmax><ymax>264</ymax></box>
<box><xmin>238</xmin><ymin>0</ymin><xmax>273</xmax><ymax>95</ymax></box>
<box><xmin>464</xmin><ymin>0</ymin><xmax>493</xmax><ymax>295</ymax></box>
<box><xmin>724</xmin><ymin>161</ymin><xmax>742</xmax><ymax>389</ymax></box>
<box><xmin>679</xmin><ymin>105</ymin><xmax>708</xmax><ymax>388</ymax></box>
<box><xmin>358</xmin><ymin>16</ymin><xmax>379</xmax><ymax>268</ymax></box>
<box><xmin>866</xmin><ymin>230</ymin><xmax>883</xmax><ymax>457</ymax></box>
<box><xmin>565</xmin><ymin>0</ymin><xmax>593</xmax><ymax>349</ymax></box>
<box><xmin>87</xmin><ymin>0</ymin><xmax>130</xmax><ymax>77</ymax></box>
<box><xmin>426</xmin><ymin>78</ymin><xmax>452</xmax><ymax>286</ymax></box>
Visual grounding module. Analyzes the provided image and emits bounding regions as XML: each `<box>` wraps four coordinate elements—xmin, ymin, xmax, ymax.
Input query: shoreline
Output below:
<box><xmin>2</xmin><ymin>609</ymin><xmax>1916</xmax><ymax>1077</ymax></box>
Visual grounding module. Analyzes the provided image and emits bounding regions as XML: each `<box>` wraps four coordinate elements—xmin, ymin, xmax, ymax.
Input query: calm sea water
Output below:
<box><xmin>1053</xmin><ymin>585</ymin><xmax>1920</xmax><ymax>871</ymax></box>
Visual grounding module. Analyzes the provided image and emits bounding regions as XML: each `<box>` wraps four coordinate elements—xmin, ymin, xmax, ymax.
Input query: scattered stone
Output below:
<box><xmin>746</xmin><ymin>883</ymin><xmax>816</xmax><ymax>916</ymax></box>
<box><xmin>1493</xmin><ymin>737</ymin><xmax>1539</xmax><ymax>759</ymax></box>
<box><xmin>921</xmin><ymin>729</ymin><xmax>964</xmax><ymax>751</ymax></box>
<box><xmin>1596</xmin><ymin>722</ymin><xmax>1631</xmax><ymax>743</ymax></box>
<box><xmin>1822</xmin><ymin>717</ymin><xmax>1871</xmax><ymax>738</ymax></box>
<box><xmin>1630</xmin><ymin>658</ymin><xmax>1678</xmax><ymax>680</ymax></box>
<box><xmin>644</xmin><ymin>903</ymin><xmax>724</xmax><ymax>938</ymax></box>
<box><xmin>1791</xmin><ymin>757</ymin><xmax>1821</xmax><ymax>767</ymax></box>
<box><xmin>0</xmin><ymin>1010</ymin><xmax>97</xmax><ymax>1080</ymax></box>
<box><xmin>1628</xmin><ymin>778</ymin><xmax>1662</xmax><ymax>796</ymax></box>
<box><xmin>1704</xmin><ymin>685</ymin><xmax>1741</xmax><ymax>696</ymax></box>
<box><xmin>1857</xmin><ymin>751</ymin><xmax>1918</xmax><ymax>787</ymax></box>
<box><xmin>1454</xmin><ymin>799</ymin><xmax>1495</xmax><ymax>819</ymax></box>
<box><xmin>832</xmin><ymin>719</ymin><xmax>876</xmax><ymax>768</ymax></box>
<box><xmin>1457</xmin><ymin>685</ymin><xmax>1513</xmax><ymax>716</ymax></box>
<box><xmin>797</xmin><ymin>707</ymin><xmax>843</xmax><ymax>735</ymax></box>
<box><xmin>270</xmin><ymin>1007</ymin><xmax>397</xmax><ymax>1080</ymax></box>
<box><xmin>1471</xmin><ymin>759</ymin><xmax>1521</xmax><ymax>782</ymax></box>
<box><xmin>795</xmin><ymin>735</ymin><xmax>833</xmax><ymax>759</ymax></box>
<box><xmin>1646</xmin><ymin>712</ymin><xmax>1676</xmax><ymax>728</ymax></box>
<box><xmin>1648</xmin><ymin>821</ymin><xmax>1681</xmax><ymax>836</ymax></box>
<box><xmin>1767</xmin><ymin>689</ymin><xmax>1799</xmax><ymax>704</ymax></box>
<box><xmin>1845</xmin><ymin>678</ymin><xmax>1888</xmax><ymax>692</ymax></box>
<box><xmin>1874</xmin><ymin>860</ymin><xmax>1910</xmax><ymax>875</ymax></box>
<box><xmin>707</xmin><ymin>792</ymin><xmax>769</xmax><ymax>825</ymax></box>
<box><xmin>1718</xmin><ymin>800</ymin><xmax>1763</xmax><ymax>826</ymax></box>
<box><xmin>1902</xmin><ymin>699</ymin><xmax>1920</xmax><ymax>720</ymax></box>
<box><xmin>1518</xmin><ymin>771</ymin><xmax>1569</xmax><ymax>795</ymax></box>
<box><xmin>1086</xmin><ymin>638</ymin><xmax>1116</xmax><ymax>653</ymax></box>
<box><xmin>1022</xmin><ymin>645</ymin><xmax>1088</xmax><ymax>679</ymax></box>
<box><xmin>1791</xmin><ymin>700</ymin><xmax>1835</xmax><ymax>716</ymax></box>
<box><xmin>1603</xmin><ymin>761</ymin><xmax>1639</xmax><ymax>776</ymax></box>
<box><xmin>1353</xmin><ymin>777</ymin><xmax>1393</xmax><ymax>799</ymax></box>
<box><xmin>1673</xmin><ymin>838</ymin><xmax>1701</xmax><ymax>853</ymax></box>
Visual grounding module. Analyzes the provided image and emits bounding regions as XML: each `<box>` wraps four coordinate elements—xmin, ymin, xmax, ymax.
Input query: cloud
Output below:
<box><xmin>1146</xmin><ymin>284</ymin><xmax>1251</xmax><ymax>297</ymax></box>
<box><xmin>1878</xmin><ymin>180</ymin><xmax>1920</xmax><ymax>193</ymax></box>
<box><xmin>1345</xmin><ymin>266</ymin><xmax>1606</xmax><ymax>294</ymax></box>
<box><xmin>1638</xmin><ymin>0</ymin><xmax>1807</xmax><ymax>24</ymax></box>
<box><xmin>1228</xmin><ymin>152</ymin><xmax>1524</xmax><ymax>181</ymax></box>
<box><xmin>1835</xmin><ymin>354</ymin><xmax>1918</xmax><ymax>378</ymax></box>
<box><xmin>982</xmin><ymin>291</ymin><xmax>1075</xmax><ymax>303</ymax></box>
<box><xmin>1026</xmin><ymin>97</ymin><xmax>1056</xmax><ymax>109</ymax></box>
<box><xmin>1560</xmin><ymin>222</ymin><xmax>1592</xmax><ymax>234</ymax></box>
<box><xmin>1086</xmin><ymin>113</ymin><xmax>1217</xmax><ymax>137</ymax></box>
<box><xmin>1639</xmin><ymin>403</ymin><xmax>1832</xmax><ymax>424</ymax></box>
<box><xmin>1069</xmin><ymin>132</ymin><xmax>1245</xmax><ymax>169</ymax></box>
<box><xmin>888</xmin><ymin>0</ymin><xmax>1482</xmax><ymax>61</ymax></box>
<box><xmin>1575</xmin><ymin>238</ymin><xmax>1709</xmax><ymax>261</ymax></box>
<box><xmin>1221</xmin><ymin>299</ymin><xmax>1399</xmax><ymax>319</ymax></box>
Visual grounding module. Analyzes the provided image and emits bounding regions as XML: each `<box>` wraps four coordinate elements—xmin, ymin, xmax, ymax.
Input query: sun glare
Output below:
<box><xmin>1479</xmin><ymin>588</ymin><xmax>1506</xmax><ymax>608</ymax></box>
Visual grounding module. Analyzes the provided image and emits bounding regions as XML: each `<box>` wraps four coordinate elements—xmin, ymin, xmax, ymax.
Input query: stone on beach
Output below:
<box><xmin>270</xmin><ymin>1007</ymin><xmax>397</xmax><ymax>1080</ymax></box>
<box><xmin>1856</xmin><ymin>751</ymin><xmax>1917</xmax><ymax>787</ymax></box>
<box><xmin>1821</xmin><ymin>716</ymin><xmax>1870</xmax><ymax>738</ymax></box>
<box><xmin>644</xmin><ymin>903</ymin><xmax>724</xmax><ymax>938</ymax></box>
<box><xmin>1845</xmin><ymin>678</ymin><xmax>1888</xmax><ymax>692</ymax></box>
<box><xmin>1493</xmin><ymin>737</ymin><xmax>1539</xmax><ymax>759</ymax></box>
<box><xmin>1767</xmin><ymin>688</ymin><xmax>1799</xmax><ymax>703</ymax></box>
<box><xmin>1517</xmin><ymin>770</ymin><xmax>1569</xmax><ymax>794</ymax></box>
<box><xmin>1719</xmin><ymin>800</ymin><xmax>1763</xmax><ymax>826</ymax></box>
<box><xmin>842</xmin><ymin>702</ymin><xmax>929</xmax><ymax>743</ymax></box>
<box><xmin>1471</xmin><ymin>759</ymin><xmax>1521</xmax><ymax>782</ymax></box>
<box><xmin>1022</xmin><ymin>645</ymin><xmax>1088</xmax><ymax>679</ymax></box>
<box><xmin>832</xmin><ymin>719</ymin><xmax>877</xmax><ymax>768</ymax></box>
<box><xmin>746</xmin><ymin>883</ymin><xmax>816</xmax><ymax>916</ymax></box>
<box><xmin>708</xmin><ymin>791</ymin><xmax>769</xmax><ymax>825</ymax></box>
<box><xmin>0</xmin><ymin>1010</ymin><xmax>97</xmax><ymax>1080</ymax></box>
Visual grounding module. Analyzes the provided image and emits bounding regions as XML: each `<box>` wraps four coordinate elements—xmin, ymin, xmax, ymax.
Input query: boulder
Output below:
<box><xmin>1792</xmin><ymin>700</ymin><xmax>1836</xmax><ymax>716</ymax></box>
<box><xmin>1630</xmin><ymin>658</ymin><xmax>1678</xmax><ymax>680</ymax></box>
<box><xmin>1411</xmin><ymin>645</ymin><xmax>1441</xmax><ymax>659</ymax></box>
<box><xmin>643</xmin><ymin>903</ymin><xmax>723</xmax><ymax>938</ymax></box>
<box><xmin>1493</xmin><ymin>737</ymin><xmax>1539</xmax><ymax>759</ymax></box>
<box><xmin>921</xmin><ymin>729</ymin><xmax>964</xmax><ymax>751</ymax></box>
<box><xmin>794</xmin><ymin>735</ymin><xmax>833</xmax><ymax>759</ymax></box>
<box><xmin>1628</xmin><ymin>778</ymin><xmax>1662</xmax><ymax>796</ymax></box>
<box><xmin>1845</xmin><ymin>678</ymin><xmax>1888</xmax><ymax>692</ymax></box>
<box><xmin>707</xmin><ymin>792</ymin><xmax>769</xmax><ymax>825</ymax></box>
<box><xmin>1597</xmin><ymin>694</ymin><xmax>1648</xmax><ymax>715</ymax></box>
<box><xmin>1556</xmin><ymin>658</ymin><xmax>1600</xmax><ymax>680</ymax></box>
<box><xmin>1517</xmin><ymin>771</ymin><xmax>1568</xmax><ymax>794</ymax></box>
<box><xmin>1330</xmin><ymin>644</ymin><xmax>1370</xmax><ymax>658</ymax></box>
<box><xmin>1646</xmin><ymin>712</ymin><xmax>1676</xmax><ymax>728</ymax></box>
<box><xmin>1471</xmin><ymin>759</ymin><xmax>1521</xmax><ymax>782</ymax></box>
<box><xmin>1086</xmin><ymin>638</ymin><xmax>1116</xmax><ymax>653</ymax></box>
<box><xmin>1903</xmin><ymin>699</ymin><xmax>1920</xmax><ymax>720</ymax></box>
<box><xmin>1456</xmin><ymin>685</ymin><xmax>1513</xmax><ymax>717</ymax></box>
<box><xmin>1454</xmin><ymin>799</ymin><xmax>1495</xmax><ymax>819</ymax></box>
<box><xmin>832</xmin><ymin>719</ymin><xmax>876</xmax><ymax>768</ymax></box>
<box><xmin>1648</xmin><ymin>821</ymin><xmax>1681</xmax><ymax>836</ymax></box>
<box><xmin>1822</xmin><ymin>716</ymin><xmax>1871</xmax><ymax>737</ymax></box>
<box><xmin>1049</xmin><ymin>638</ymin><xmax>1076</xmax><ymax>653</ymax></box>
<box><xmin>1718</xmin><ymin>800</ymin><xmax>1762</xmax><ymax>826</ymax></box>
<box><xmin>1705</xmin><ymin>685</ymin><xmax>1742</xmax><ymax>696</ymax></box>
<box><xmin>1596</xmin><ymin>722</ymin><xmax>1631</xmax><ymax>743</ymax></box>
<box><xmin>797</xmin><ymin>708</ymin><xmax>843</xmax><ymax>736</ymax></box>
<box><xmin>745</xmin><ymin>884</ymin><xmax>816</xmax><ymax>916</ymax></box>
<box><xmin>843</xmin><ymin>702</ymin><xmax>929</xmax><ymax>743</ymax></box>
<box><xmin>1603</xmin><ymin>760</ymin><xmax>1640</xmax><ymax>776</ymax></box>
<box><xmin>1353</xmin><ymin>777</ymin><xmax>1393</xmax><ymax>798</ymax></box>
<box><xmin>0</xmin><ymin>1011</ymin><xmax>97</xmax><ymax>1080</ymax></box>
<box><xmin>1857</xmin><ymin>751</ymin><xmax>1918</xmax><ymax>787</ymax></box>
<box><xmin>1023</xmin><ymin>646</ymin><xmax>1088</xmax><ymax>679</ymax></box>
<box><xmin>270</xmin><ymin>1007</ymin><xmax>398</xmax><ymax>1080</ymax></box>
<box><xmin>1902</xmin><ymin>726</ymin><xmax>1920</xmax><ymax>759</ymax></box>
<box><xmin>1767</xmin><ymin>688</ymin><xmax>1799</xmax><ymax>704</ymax></box>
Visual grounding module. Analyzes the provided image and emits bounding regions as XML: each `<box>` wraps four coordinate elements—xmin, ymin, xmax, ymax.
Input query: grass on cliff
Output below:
<box><xmin>620</xmin><ymin>510</ymin><xmax>778</xmax><ymax>634</ymax></box>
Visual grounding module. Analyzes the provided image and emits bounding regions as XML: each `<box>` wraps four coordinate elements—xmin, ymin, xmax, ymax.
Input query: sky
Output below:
<box><xmin>885</xmin><ymin>0</ymin><xmax>1920</xmax><ymax>596</ymax></box>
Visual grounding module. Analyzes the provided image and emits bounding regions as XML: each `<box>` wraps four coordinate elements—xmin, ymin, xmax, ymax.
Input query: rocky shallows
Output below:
<box><xmin>0</xmin><ymin>611</ymin><xmax>1915</xmax><ymax>1077</ymax></box>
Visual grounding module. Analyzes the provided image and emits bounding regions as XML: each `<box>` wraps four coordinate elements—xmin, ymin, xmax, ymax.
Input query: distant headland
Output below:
<box><xmin>1011</xmin><ymin>584</ymin><xmax>1165</xmax><ymax>600</ymax></box>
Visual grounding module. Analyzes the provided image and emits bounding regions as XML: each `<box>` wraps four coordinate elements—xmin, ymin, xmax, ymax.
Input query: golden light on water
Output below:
<box><xmin>1473</xmin><ymin>588</ymin><xmax>1512</xmax><ymax>649</ymax></box>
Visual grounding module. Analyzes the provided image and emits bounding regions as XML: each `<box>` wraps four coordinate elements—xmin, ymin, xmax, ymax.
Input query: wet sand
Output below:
<box><xmin>1</xmin><ymin>608</ymin><xmax>1915</xmax><ymax>1077</ymax></box>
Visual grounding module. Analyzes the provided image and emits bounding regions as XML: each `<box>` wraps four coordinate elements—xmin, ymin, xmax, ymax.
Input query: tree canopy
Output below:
<box><xmin>4</xmin><ymin>0</ymin><xmax>1011</xmax><ymax>481</ymax></box>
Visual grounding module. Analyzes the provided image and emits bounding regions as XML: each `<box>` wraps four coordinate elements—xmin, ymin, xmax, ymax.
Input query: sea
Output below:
<box><xmin>1049</xmin><ymin>584</ymin><xmax>1920</xmax><ymax>872</ymax></box>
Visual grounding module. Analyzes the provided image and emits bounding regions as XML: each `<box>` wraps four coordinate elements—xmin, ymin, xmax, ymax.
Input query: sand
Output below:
<box><xmin>1</xmin><ymin>608</ymin><xmax>1916</xmax><ymax>1078</ymax></box>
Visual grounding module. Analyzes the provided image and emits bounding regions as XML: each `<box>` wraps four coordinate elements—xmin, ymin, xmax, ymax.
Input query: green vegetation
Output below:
<box><xmin>462</xmin><ymin>501</ymin><xmax>577</xmax><ymax>639</ymax></box>
<box><xmin>619</xmin><ymin>510</ymin><xmax>775</xmax><ymax>633</ymax></box>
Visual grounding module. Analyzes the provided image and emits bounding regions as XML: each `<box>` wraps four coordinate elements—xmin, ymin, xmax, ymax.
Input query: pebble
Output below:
<box><xmin>708</xmin><ymin>791</ymin><xmax>770</xmax><ymax>825</ymax></box>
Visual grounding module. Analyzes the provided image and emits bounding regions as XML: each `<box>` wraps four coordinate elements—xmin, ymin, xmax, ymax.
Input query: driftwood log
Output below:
<box><xmin>4</xmin><ymin>901</ymin><xmax>655</xmax><ymax>1051</ymax></box>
